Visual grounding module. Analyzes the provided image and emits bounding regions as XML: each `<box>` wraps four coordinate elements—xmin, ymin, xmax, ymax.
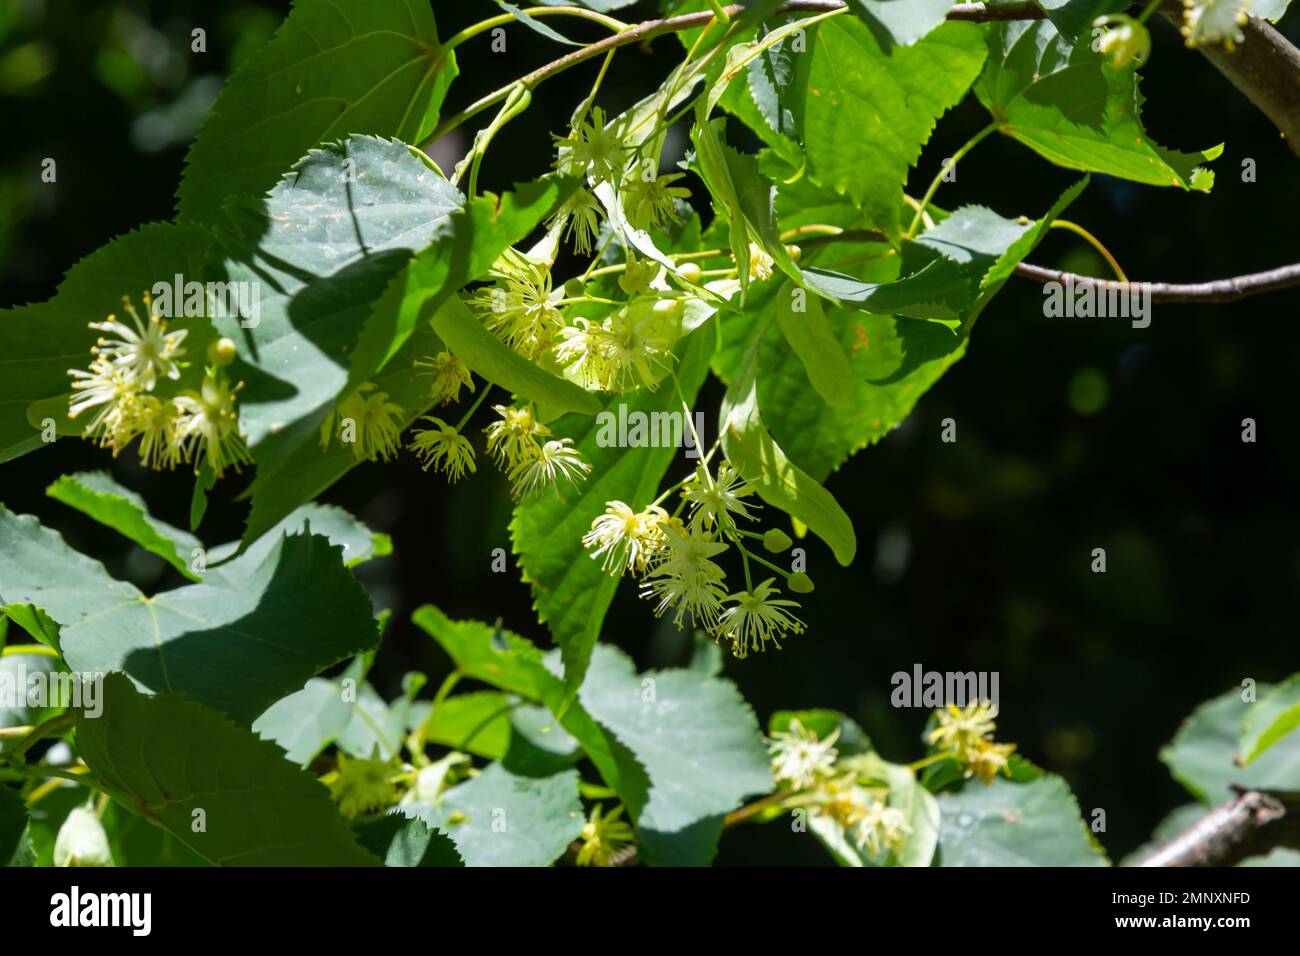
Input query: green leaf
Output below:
<box><xmin>1240</xmin><ymin>674</ymin><xmax>1300</xmax><ymax>765</ymax></box>
<box><xmin>720</xmin><ymin>346</ymin><xmax>857</xmax><ymax>564</ymax></box>
<box><xmin>176</xmin><ymin>0</ymin><xmax>457</xmax><ymax>221</ymax></box>
<box><xmin>46</xmin><ymin>471</ymin><xmax>202</xmax><ymax>580</ymax></box>
<box><xmin>975</xmin><ymin>20</ymin><xmax>1220</xmax><ymax>190</ymax></box>
<box><xmin>495</xmin><ymin>2</ymin><xmax>582</xmax><ymax>46</ymax></box>
<box><xmin>251</xmin><ymin>656</ymin><xmax>370</xmax><ymax>767</ymax></box>
<box><xmin>936</xmin><ymin>775</ymin><xmax>1109</xmax><ymax>866</ymax></box>
<box><xmin>409</xmin><ymin>690</ymin><xmax>513</xmax><ymax>760</ymax></box>
<box><xmin>0</xmin><ymin>506</ymin><xmax>378</xmax><ymax>725</ymax></box>
<box><xmin>215</xmin><ymin>135</ymin><xmax>462</xmax><ymax>478</ymax></box>
<box><xmin>406</xmin><ymin>763</ymin><xmax>584</xmax><ymax>866</ymax></box>
<box><xmin>0</xmin><ymin>786</ymin><xmax>26</xmax><ymax>866</ymax></box>
<box><xmin>844</xmin><ymin>0</ymin><xmax>955</xmax><ymax>48</ymax></box>
<box><xmin>801</xmin><ymin>18</ymin><xmax>987</xmax><ymax>239</ymax></box>
<box><xmin>510</xmin><ymin>323</ymin><xmax>716</xmax><ymax>697</ymax></box>
<box><xmin>77</xmin><ymin>673</ymin><xmax>379</xmax><ymax>865</ymax></box>
<box><xmin>412</xmin><ymin>606</ymin><xmax>631</xmax><ymax>787</ymax></box>
<box><xmin>0</xmin><ymin>223</ymin><xmax>210</xmax><ymax>465</ymax></box>
<box><xmin>207</xmin><ymin>502</ymin><xmax>388</xmax><ymax>576</ymax></box>
<box><xmin>429</xmin><ymin>296</ymin><xmax>601</xmax><ymax>417</ymax></box>
<box><xmin>1161</xmin><ymin>685</ymin><xmax>1300</xmax><ymax>803</ymax></box>
<box><xmin>574</xmin><ymin>644</ymin><xmax>773</xmax><ymax>865</ymax></box>
<box><xmin>353</xmin><ymin>812</ymin><xmax>463</xmax><ymax>866</ymax></box>
<box><xmin>414</xmin><ymin>606</ymin><xmax>770</xmax><ymax>864</ymax></box>
<box><xmin>775</xmin><ymin>281</ymin><xmax>854</xmax><ymax>405</ymax></box>
<box><xmin>1238</xmin><ymin>847</ymin><xmax>1300</xmax><ymax>867</ymax></box>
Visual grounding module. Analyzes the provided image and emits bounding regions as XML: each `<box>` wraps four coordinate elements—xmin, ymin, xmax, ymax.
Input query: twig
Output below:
<box><xmin>1013</xmin><ymin>260</ymin><xmax>1300</xmax><ymax>303</ymax></box>
<box><xmin>1135</xmin><ymin>788</ymin><xmax>1300</xmax><ymax>867</ymax></box>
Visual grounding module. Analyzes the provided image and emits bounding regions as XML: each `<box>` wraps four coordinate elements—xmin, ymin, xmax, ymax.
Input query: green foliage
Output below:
<box><xmin>176</xmin><ymin>0</ymin><xmax>457</xmax><ymax>221</ymax></box>
<box><xmin>0</xmin><ymin>0</ymin><xmax>1271</xmax><ymax>869</ymax></box>
<box><xmin>1161</xmin><ymin>684</ymin><xmax>1300</xmax><ymax>804</ymax></box>
<box><xmin>77</xmin><ymin>674</ymin><xmax>379</xmax><ymax>865</ymax></box>
<box><xmin>976</xmin><ymin>20</ymin><xmax>1220</xmax><ymax>190</ymax></box>
<box><xmin>0</xmin><ymin>504</ymin><xmax>378</xmax><ymax>725</ymax></box>
<box><xmin>936</xmin><ymin>775</ymin><xmax>1108</xmax><ymax>867</ymax></box>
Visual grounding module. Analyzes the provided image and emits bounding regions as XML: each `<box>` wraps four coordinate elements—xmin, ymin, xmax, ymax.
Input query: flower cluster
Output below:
<box><xmin>927</xmin><ymin>701</ymin><xmax>1016</xmax><ymax>784</ymax></box>
<box><xmin>765</xmin><ymin>722</ymin><xmax>912</xmax><ymax>858</ymax></box>
<box><xmin>583</xmin><ymin>457</ymin><xmax>812</xmax><ymax>659</ymax></box>
<box><xmin>67</xmin><ymin>294</ymin><xmax>250</xmax><ymax>477</ymax></box>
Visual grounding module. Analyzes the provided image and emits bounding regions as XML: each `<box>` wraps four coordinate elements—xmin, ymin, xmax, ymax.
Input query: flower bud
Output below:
<box><xmin>677</xmin><ymin>261</ymin><xmax>703</xmax><ymax>284</ymax></box>
<box><xmin>563</xmin><ymin>277</ymin><xmax>587</xmax><ymax>299</ymax></box>
<box><xmin>53</xmin><ymin>805</ymin><xmax>112</xmax><ymax>867</ymax></box>
<box><xmin>788</xmin><ymin>571</ymin><xmax>815</xmax><ymax>594</ymax></box>
<box><xmin>763</xmin><ymin>528</ymin><xmax>793</xmax><ymax>553</ymax></box>
<box><xmin>1094</xmin><ymin>15</ymin><xmax>1150</xmax><ymax>69</ymax></box>
<box><xmin>208</xmin><ymin>337</ymin><xmax>237</xmax><ymax>367</ymax></box>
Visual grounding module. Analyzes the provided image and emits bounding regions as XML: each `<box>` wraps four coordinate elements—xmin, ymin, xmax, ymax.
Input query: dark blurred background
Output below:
<box><xmin>2</xmin><ymin>0</ymin><xmax>1298</xmax><ymax>864</ymax></box>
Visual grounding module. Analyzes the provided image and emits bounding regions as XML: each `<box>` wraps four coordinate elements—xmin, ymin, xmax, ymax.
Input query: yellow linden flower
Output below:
<box><xmin>681</xmin><ymin>462</ymin><xmax>757</xmax><ymax>531</ymax></box>
<box><xmin>928</xmin><ymin>701</ymin><xmax>998</xmax><ymax>760</ymax></box>
<box><xmin>466</xmin><ymin>249</ymin><xmax>563</xmax><ymax>359</ymax></box>
<box><xmin>321</xmin><ymin>383</ymin><xmax>405</xmax><ymax>462</ymax></box>
<box><xmin>582</xmin><ymin>500</ymin><xmax>670</xmax><ymax>576</ymax></box>
<box><xmin>409</xmin><ymin>417</ymin><xmax>476</xmax><ymax>481</ymax></box>
<box><xmin>133</xmin><ymin>394</ymin><xmax>184</xmax><ymax>471</ymax></box>
<box><xmin>68</xmin><ymin>354</ymin><xmax>142</xmax><ymax>453</ymax></box>
<box><xmin>767</xmin><ymin>719</ymin><xmax>839</xmax><ymax>789</ymax></box>
<box><xmin>415</xmin><ymin>351</ymin><xmax>473</xmax><ymax>406</ymax></box>
<box><xmin>548</xmin><ymin>187</ymin><xmax>603</xmax><ymax>256</ymax></box>
<box><xmin>639</xmin><ymin>525</ymin><xmax>729</xmax><ymax>631</ymax></box>
<box><xmin>173</xmin><ymin>369</ymin><xmax>251</xmax><ymax>477</ymax></box>
<box><xmin>90</xmin><ymin>293</ymin><xmax>187</xmax><ymax>391</ymax></box>
<box><xmin>852</xmin><ymin>797</ymin><xmax>912</xmax><ymax>858</ymax></box>
<box><xmin>575</xmin><ymin>804</ymin><xmax>636</xmax><ymax>867</ymax></box>
<box><xmin>1181</xmin><ymin>0</ymin><xmax>1250</xmax><ymax>51</ymax></box>
<box><xmin>552</xmin><ymin>106</ymin><xmax>628</xmax><ymax>184</ymax></box>
<box><xmin>716</xmin><ymin>577</ymin><xmax>805</xmax><ymax>659</ymax></box>
<box><xmin>747</xmin><ymin>242</ymin><xmax>775</xmax><ymax>282</ymax></box>
<box><xmin>484</xmin><ymin>403</ymin><xmax>549</xmax><ymax>472</ymax></box>
<box><xmin>622</xmin><ymin>172</ymin><xmax>691</xmax><ymax>232</ymax></box>
<box><xmin>509</xmin><ymin>437</ymin><xmax>591</xmax><ymax>498</ymax></box>
<box><xmin>965</xmin><ymin>740</ymin><xmax>1017</xmax><ymax>784</ymax></box>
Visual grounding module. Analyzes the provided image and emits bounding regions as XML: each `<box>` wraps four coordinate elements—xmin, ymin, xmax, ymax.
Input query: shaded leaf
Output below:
<box><xmin>976</xmin><ymin>20</ymin><xmax>1220</xmax><ymax>190</ymax></box>
<box><xmin>177</xmin><ymin>0</ymin><xmax>457</xmax><ymax>221</ymax></box>
<box><xmin>0</xmin><ymin>506</ymin><xmax>377</xmax><ymax>725</ymax></box>
<box><xmin>1161</xmin><ymin>685</ymin><xmax>1300</xmax><ymax>803</ymax></box>
<box><xmin>46</xmin><ymin>471</ymin><xmax>202</xmax><ymax>580</ymax></box>
<box><xmin>77</xmin><ymin>674</ymin><xmax>379</xmax><ymax>865</ymax></box>
<box><xmin>937</xmin><ymin>775</ymin><xmax>1108</xmax><ymax>866</ymax></box>
<box><xmin>405</xmin><ymin>763</ymin><xmax>584</xmax><ymax>866</ymax></box>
